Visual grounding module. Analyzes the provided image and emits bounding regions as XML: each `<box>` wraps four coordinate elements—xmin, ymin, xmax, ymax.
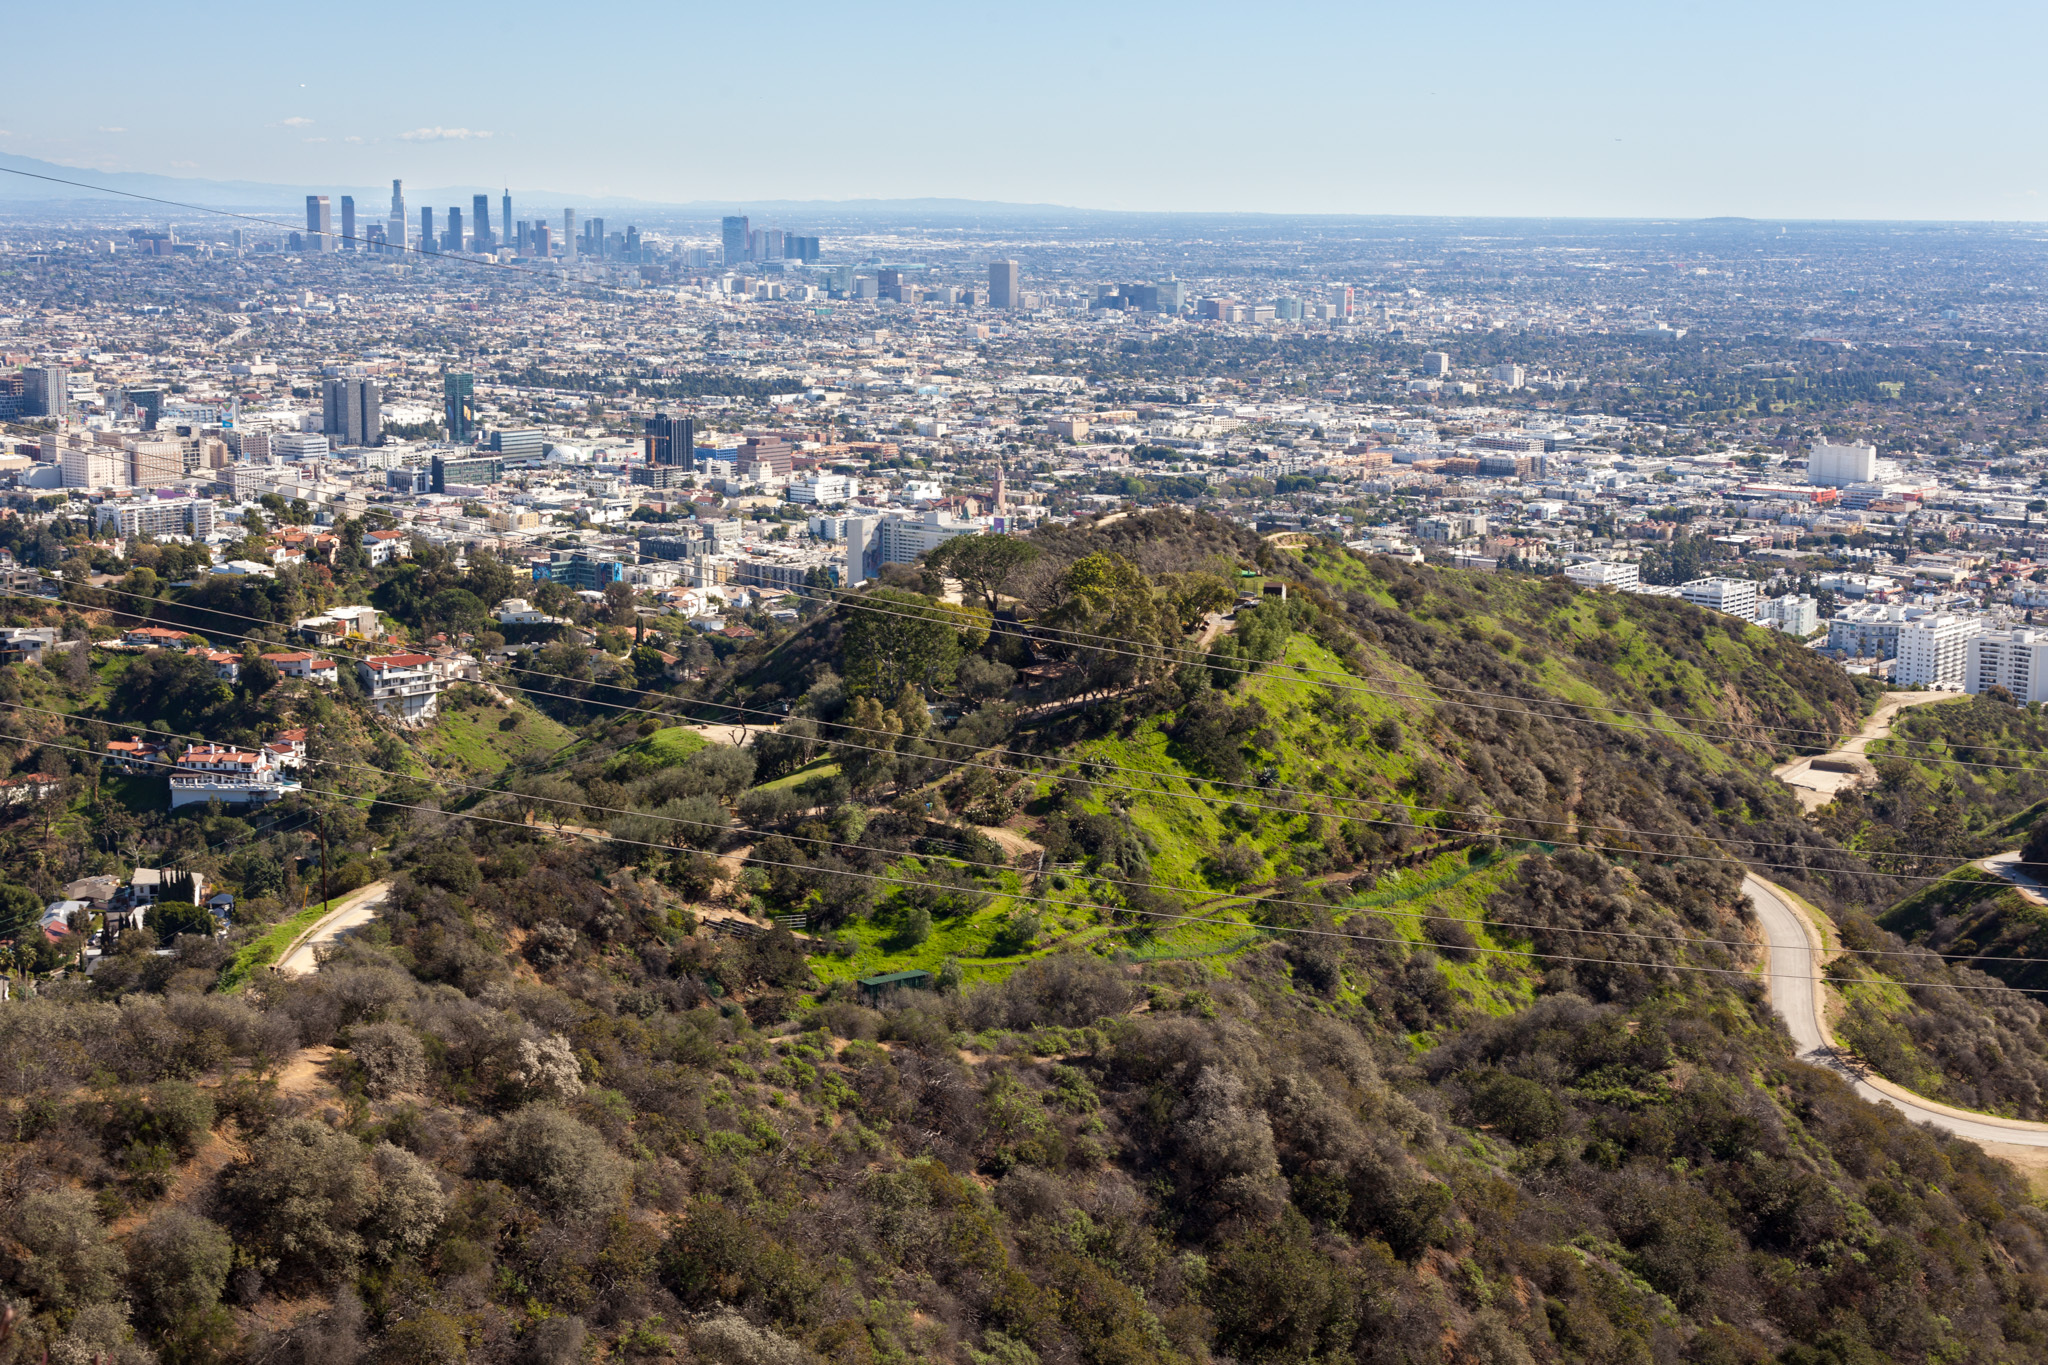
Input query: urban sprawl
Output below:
<box><xmin>5</xmin><ymin>190</ymin><xmax>2048</xmax><ymax>795</ymax></box>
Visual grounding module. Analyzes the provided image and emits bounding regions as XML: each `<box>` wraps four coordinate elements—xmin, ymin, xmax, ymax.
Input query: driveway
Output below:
<box><xmin>274</xmin><ymin>880</ymin><xmax>392</xmax><ymax>976</ymax></box>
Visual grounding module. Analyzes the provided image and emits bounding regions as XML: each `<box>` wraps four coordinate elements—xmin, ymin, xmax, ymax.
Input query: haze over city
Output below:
<box><xmin>6</xmin><ymin>0</ymin><xmax>2048</xmax><ymax>218</ymax></box>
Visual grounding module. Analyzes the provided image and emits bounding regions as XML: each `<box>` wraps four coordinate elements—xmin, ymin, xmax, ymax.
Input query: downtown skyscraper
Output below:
<box><xmin>388</xmin><ymin>179</ymin><xmax>408</xmax><ymax>252</ymax></box>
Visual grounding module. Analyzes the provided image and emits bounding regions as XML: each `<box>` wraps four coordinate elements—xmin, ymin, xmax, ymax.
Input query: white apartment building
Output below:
<box><xmin>1757</xmin><ymin>594</ymin><xmax>1820</xmax><ymax>636</ymax></box>
<box><xmin>1678</xmin><ymin>577</ymin><xmax>1759</xmax><ymax>621</ymax></box>
<box><xmin>358</xmin><ymin>652</ymin><xmax>445</xmax><ymax>723</ymax></box>
<box><xmin>785</xmin><ymin>474</ymin><xmax>853</xmax><ymax>506</ymax></box>
<box><xmin>1892</xmin><ymin>612</ymin><xmax>1981</xmax><ymax>688</ymax></box>
<box><xmin>844</xmin><ymin>510</ymin><xmax>979</xmax><ymax>584</ymax></box>
<box><xmin>1565</xmin><ymin>560</ymin><xmax>1641</xmax><ymax>592</ymax></box>
<box><xmin>1966</xmin><ymin>629</ymin><xmax>2048</xmax><ymax>703</ymax></box>
<box><xmin>1806</xmin><ymin>440</ymin><xmax>1879</xmax><ymax>488</ymax></box>
<box><xmin>61</xmin><ymin>444</ymin><xmax>127</xmax><ymax>489</ymax></box>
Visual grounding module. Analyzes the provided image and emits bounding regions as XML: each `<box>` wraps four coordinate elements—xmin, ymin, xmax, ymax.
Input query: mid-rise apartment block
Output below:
<box><xmin>1892</xmin><ymin>612</ymin><xmax>1981</xmax><ymax>688</ymax></box>
<box><xmin>1678</xmin><ymin>577</ymin><xmax>1759</xmax><ymax>621</ymax></box>
<box><xmin>1757</xmin><ymin>595</ymin><xmax>1820</xmax><ymax>636</ymax></box>
<box><xmin>1565</xmin><ymin>560</ymin><xmax>1641</xmax><ymax>592</ymax></box>
<box><xmin>1967</xmin><ymin>629</ymin><xmax>2048</xmax><ymax>703</ymax></box>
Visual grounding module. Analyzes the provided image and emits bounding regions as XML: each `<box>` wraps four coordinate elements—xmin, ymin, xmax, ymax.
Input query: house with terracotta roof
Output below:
<box><xmin>188</xmin><ymin>647</ymin><xmax>240</xmax><ymax>681</ymax></box>
<box><xmin>167</xmin><ymin>744</ymin><xmax>299</xmax><ymax>809</ymax></box>
<box><xmin>105</xmin><ymin>738</ymin><xmax>166</xmax><ymax>772</ymax></box>
<box><xmin>260</xmin><ymin>650</ymin><xmax>338</xmax><ymax>684</ymax></box>
<box><xmin>366</xmin><ymin>528</ymin><xmax>412</xmax><ymax>566</ymax></box>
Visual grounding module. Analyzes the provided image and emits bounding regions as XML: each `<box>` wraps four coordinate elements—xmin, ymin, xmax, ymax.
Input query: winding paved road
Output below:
<box><xmin>1745</xmin><ymin>873</ymin><xmax>2048</xmax><ymax>1147</ymax></box>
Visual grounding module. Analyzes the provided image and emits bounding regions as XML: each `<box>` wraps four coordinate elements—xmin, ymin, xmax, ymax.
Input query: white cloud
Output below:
<box><xmin>344</xmin><ymin>135</ymin><xmax>363</xmax><ymax>144</ymax></box>
<box><xmin>302</xmin><ymin>137</ymin><xmax>328</xmax><ymax>143</ymax></box>
<box><xmin>281</xmin><ymin>116</ymin><xmax>315</xmax><ymax>127</ymax></box>
<box><xmin>97</xmin><ymin>126</ymin><xmax>126</xmax><ymax>133</ymax></box>
<box><xmin>398</xmin><ymin>126</ymin><xmax>492</xmax><ymax>142</ymax></box>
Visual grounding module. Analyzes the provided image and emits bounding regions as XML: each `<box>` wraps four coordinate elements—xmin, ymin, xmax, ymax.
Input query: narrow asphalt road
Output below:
<box><xmin>1745</xmin><ymin>872</ymin><xmax>2048</xmax><ymax>1147</ymax></box>
<box><xmin>274</xmin><ymin>880</ymin><xmax>392</xmax><ymax>976</ymax></box>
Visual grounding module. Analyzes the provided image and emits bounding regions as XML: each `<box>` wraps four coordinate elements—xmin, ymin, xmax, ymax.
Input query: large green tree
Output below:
<box><xmin>839</xmin><ymin>588</ymin><xmax>970</xmax><ymax>699</ymax></box>
<box><xmin>1042</xmin><ymin>551</ymin><xmax>1169</xmax><ymax>690</ymax></box>
<box><xmin>925</xmin><ymin>534</ymin><xmax>1042</xmax><ymax>614</ymax></box>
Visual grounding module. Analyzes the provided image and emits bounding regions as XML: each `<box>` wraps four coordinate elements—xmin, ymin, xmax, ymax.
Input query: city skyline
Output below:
<box><xmin>3</xmin><ymin>0</ymin><xmax>2046</xmax><ymax>221</ymax></box>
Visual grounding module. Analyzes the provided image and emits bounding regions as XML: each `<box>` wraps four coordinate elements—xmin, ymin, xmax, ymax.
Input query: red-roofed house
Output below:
<box><xmin>188</xmin><ymin>647</ymin><xmax>240</xmax><ymax>681</ymax></box>
<box><xmin>366</xmin><ymin>528</ymin><xmax>411</xmax><ymax>566</ymax></box>
<box><xmin>260</xmin><ymin>650</ymin><xmax>338</xmax><ymax>684</ymax></box>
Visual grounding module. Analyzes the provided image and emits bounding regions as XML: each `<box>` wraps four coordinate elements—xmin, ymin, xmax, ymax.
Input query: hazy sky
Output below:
<box><xmin>5</xmin><ymin>0</ymin><xmax>2043</xmax><ymax>219</ymax></box>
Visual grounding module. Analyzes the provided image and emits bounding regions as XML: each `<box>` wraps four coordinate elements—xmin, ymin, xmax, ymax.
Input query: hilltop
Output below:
<box><xmin>6</xmin><ymin>511</ymin><xmax>2048</xmax><ymax>1365</ymax></box>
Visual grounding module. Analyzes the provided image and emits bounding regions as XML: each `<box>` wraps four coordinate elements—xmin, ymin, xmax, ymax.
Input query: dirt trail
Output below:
<box><xmin>1770</xmin><ymin>691</ymin><xmax>1965</xmax><ymax>811</ymax></box>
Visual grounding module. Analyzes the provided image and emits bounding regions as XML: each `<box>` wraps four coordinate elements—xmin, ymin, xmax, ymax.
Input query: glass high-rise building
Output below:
<box><xmin>443</xmin><ymin>373</ymin><xmax>475</xmax><ymax>442</ymax></box>
<box><xmin>420</xmin><ymin>207</ymin><xmax>435</xmax><ymax>253</ymax></box>
<box><xmin>644</xmin><ymin>413</ymin><xmax>694</xmax><ymax>467</ymax></box>
<box><xmin>340</xmin><ymin>196</ymin><xmax>356</xmax><ymax>250</ymax></box>
<box><xmin>472</xmin><ymin>194</ymin><xmax>492</xmax><ymax>251</ymax></box>
<box><xmin>445</xmin><ymin>207</ymin><xmax>464</xmax><ymax>253</ymax></box>
<box><xmin>989</xmin><ymin>260</ymin><xmax>1021</xmax><ymax>309</ymax></box>
<box><xmin>389</xmin><ymin>179</ymin><xmax>408</xmax><ymax>252</ymax></box>
<box><xmin>721</xmin><ymin>215</ymin><xmax>749</xmax><ymax>265</ymax></box>
<box><xmin>501</xmin><ymin>190</ymin><xmax>512</xmax><ymax>250</ymax></box>
<box><xmin>564</xmin><ymin>209</ymin><xmax>577</xmax><ymax>263</ymax></box>
<box><xmin>305</xmin><ymin>195</ymin><xmax>332</xmax><ymax>251</ymax></box>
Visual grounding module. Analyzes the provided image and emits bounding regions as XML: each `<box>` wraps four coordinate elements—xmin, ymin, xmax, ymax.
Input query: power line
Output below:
<box><xmin>0</xmin><ymin>625</ymin><xmax>1955</xmax><ymax>890</ymax></box>
<box><xmin>18</xmin><ymin>710</ymin><xmax>2045</xmax><ymax>970</ymax></box>
<box><xmin>789</xmin><ymin>578</ymin><xmax>2039</xmax><ymax>769</ymax></box>
<box><xmin>35</xmin><ymin>733</ymin><xmax>2047</xmax><ymax>997</ymax></box>
<box><xmin>6</xmin><ymin>570</ymin><xmax>2013</xmax><ymax>863</ymax></box>
<box><xmin>0</xmin><ymin>579</ymin><xmax>1971</xmax><ymax>886</ymax></box>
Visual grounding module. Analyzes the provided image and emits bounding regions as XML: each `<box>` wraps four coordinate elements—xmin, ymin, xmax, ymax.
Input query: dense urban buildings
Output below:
<box><xmin>4</xmin><ymin>196</ymin><xmax>2048</xmax><ymax>700</ymax></box>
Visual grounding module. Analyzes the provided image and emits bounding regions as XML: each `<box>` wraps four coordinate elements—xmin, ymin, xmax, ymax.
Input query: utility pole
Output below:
<box><xmin>317</xmin><ymin>815</ymin><xmax>331</xmax><ymax>910</ymax></box>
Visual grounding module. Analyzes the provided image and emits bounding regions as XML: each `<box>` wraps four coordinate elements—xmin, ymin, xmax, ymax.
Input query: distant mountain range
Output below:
<box><xmin>0</xmin><ymin>152</ymin><xmax>1095</xmax><ymax>223</ymax></box>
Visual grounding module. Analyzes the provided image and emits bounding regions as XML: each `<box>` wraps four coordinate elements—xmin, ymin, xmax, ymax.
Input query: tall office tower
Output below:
<box><xmin>787</xmin><ymin>235</ymin><xmax>820</xmax><ymax>263</ymax></box>
<box><xmin>588</xmin><ymin>217</ymin><xmax>605</xmax><ymax>256</ymax></box>
<box><xmin>721</xmin><ymin>215</ymin><xmax>748</xmax><ymax>265</ymax></box>
<box><xmin>760</xmin><ymin>228</ymin><xmax>785</xmax><ymax>260</ymax></box>
<box><xmin>625</xmin><ymin>226</ymin><xmax>640</xmax><ymax>257</ymax></box>
<box><xmin>444</xmin><ymin>207</ymin><xmax>464</xmax><ymax>253</ymax></box>
<box><xmin>22</xmin><ymin>365</ymin><xmax>68</xmax><ymax>418</ymax></box>
<box><xmin>305</xmin><ymin>195</ymin><xmax>332</xmax><ymax>251</ymax></box>
<box><xmin>472</xmin><ymin>194</ymin><xmax>492</xmax><ymax>251</ymax></box>
<box><xmin>321</xmin><ymin>377</ymin><xmax>383</xmax><ymax>447</ymax></box>
<box><xmin>501</xmin><ymin>190</ymin><xmax>512</xmax><ymax>248</ymax></box>
<box><xmin>389</xmin><ymin>179</ymin><xmax>408</xmax><ymax>251</ymax></box>
<box><xmin>564</xmin><ymin>209</ymin><xmax>577</xmax><ymax>263</ymax></box>
<box><xmin>644</xmin><ymin>413</ymin><xmax>694</xmax><ymax>466</ymax></box>
<box><xmin>231</xmin><ymin>228</ymin><xmax>244</xmax><ymax>254</ymax></box>
<box><xmin>1330</xmin><ymin>284</ymin><xmax>1355</xmax><ymax>319</ymax></box>
<box><xmin>534</xmin><ymin>223</ymin><xmax>552</xmax><ymax>257</ymax></box>
<box><xmin>443</xmin><ymin>372</ymin><xmax>475</xmax><ymax>441</ymax></box>
<box><xmin>340</xmin><ymin>196</ymin><xmax>356</xmax><ymax>249</ymax></box>
<box><xmin>989</xmin><ymin>260</ymin><xmax>1020</xmax><ymax>309</ymax></box>
<box><xmin>420</xmin><ymin>207</ymin><xmax>435</xmax><ymax>252</ymax></box>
